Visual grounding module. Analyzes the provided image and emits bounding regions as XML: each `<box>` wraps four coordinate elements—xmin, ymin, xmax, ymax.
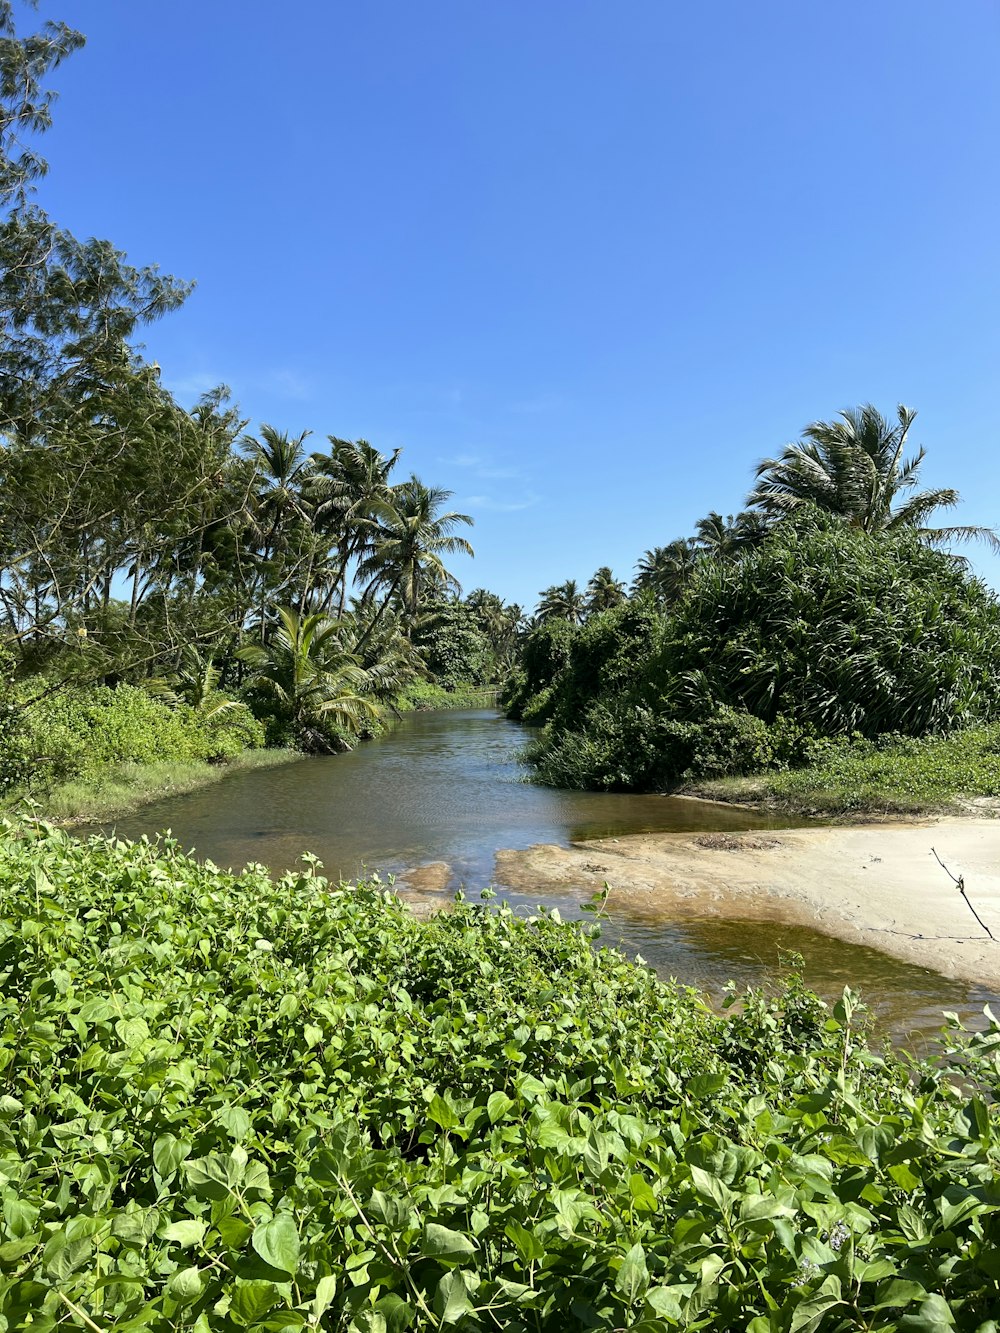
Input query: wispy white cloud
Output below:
<box><xmin>460</xmin><ymin>491</ymin><xmax>540</xmax><ymax>513</ymax></box>
<box><xmin>441</xmin><ymin>451</ymin><xmax>539</xmax><ymax>512</ymax></box>
<box><xmin>440</xmin><ymin>452</ymin><xmax>483</xmax><ymax>468</ymax></box>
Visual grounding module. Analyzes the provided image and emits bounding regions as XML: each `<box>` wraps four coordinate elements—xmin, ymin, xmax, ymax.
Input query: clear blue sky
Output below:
<box><xmin>28</xmin><ymin>0</ymin><xmax>1000</xmax><ymax>608</ymax></box>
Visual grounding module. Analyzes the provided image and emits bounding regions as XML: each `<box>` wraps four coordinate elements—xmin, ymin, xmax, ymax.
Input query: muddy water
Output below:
<box><xmin>92</xmin><ymin>708</ymin><xmax>996</xmax><ymax>1042</ymax></box>
<box><xmin>93</xmin><ymin>710</ymin><xmax>804</xmax><ymax>883</ymax></box>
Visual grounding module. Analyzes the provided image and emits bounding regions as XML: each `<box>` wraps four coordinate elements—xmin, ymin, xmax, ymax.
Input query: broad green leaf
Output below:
<box><xmin>629</xmin><ymin>1173</ymin><xmax>658</xmax><ymax>1212</ymax></box>
<box><xmin>645</xmin><ymin>1285</ymin><xmax>692</xmax><ymax>1321</ymax></box>
<box><xmin>505</xmin><ymin>1219</ymin><xmax>545</xmax><ymax>1263</ymax></box>
<box><xmin>875</xmin><ymin>1279</ymin><xmax>927</xmax><ymax>1310</ymax></box>
<box><xmin>434</xmin><ymin>1269</ymin><xmax>475</xmax><ymax>1324</ymax></box>
<box><xmin>689</xmin><ymin>1165</ymin><xmax>734</xmax><ymax>1213</ymax></box>
<box><xmin>900</xmin><ymin>1295</ymin><xmax>956</xmax><ymax>1332</ymax></box>
<box><xmin>686</xmin><ymin>1073</ymin><xmax>727</xmax><ymax>1098</ymax></box>
<box><xmin>251</xmin><ymin>1214</ymin><xmax>301</xmax><ymax>1276</ymax></box>
<box><xmin>161</xmin><ymin>1219</ymin><xmax>206</xmax><ymax>1247</ymax></box>
<box><xmin>218</xmin><ymin>1103</ymin><xmax>252</xmax><ymax>1140</ymax></box>
<box><xmin>616</xmin><ymin>1243</ymin><xmax>649</xmax><ymax>1303</ymax></box>
<box><xmin>427</xmin><ymin>1093</ymin><xmax>460</xmax><ymax>1131</ymax></box>
<box><xmin>231</xmin><ymin>1278</ymin><xmax>282</xmax><ymax>1326</ymax></box>
<box><xmin>153</xmin><ymin>1134</ymin><xmax>191</xmax><ymax>1179</ymax></box>
<box><xmin>423</xmin><ymin>1223</ymin><xmax>477</xmax><ymax>1264</ymax></box>
<box><xmin>374</xmin><ymin>1293</ymin><xmax>414</xmax><ymax>1332</ymax></box>
<box><xmin>789</xmin><ymin>1294</ymin><xmax>844</xmax><ymax>1333</ymax></box>
<box><xmin>312</xmin><ymin>1274</ymin><xmax>337</xmax><ymax>1321</ymax></box>
<box><xmin>167</xmin><ymin>1265</ymin><xmax>204</xmax><ymax>1305</ymax></box>
<box><xmin>115</xmin><ymin>1016</ymin><xmax>150</xmax><ymax>1049</ymax></box>
<box><xmin>486</xmin><ymin>1091</ymin><xmax>514</xmax><ymax>1122</ymax></box>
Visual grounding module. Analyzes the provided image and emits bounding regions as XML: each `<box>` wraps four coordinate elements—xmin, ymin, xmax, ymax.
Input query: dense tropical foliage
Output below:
<box><xmin>1</xmin><ymin>822</ymin><xmax>999</xmax><ymax>1331</ymax></box>
<box><xmin>511</xmin><ymin>515</ymin><xmax>1000</xmax><ymax>792</ymax></box>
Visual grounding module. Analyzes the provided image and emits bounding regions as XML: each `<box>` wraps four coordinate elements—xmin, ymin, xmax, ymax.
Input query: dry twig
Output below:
<box><xmin>932</xmin><ymin>847</ymin><xmax>995</xmax><ymax>940</ymax></box>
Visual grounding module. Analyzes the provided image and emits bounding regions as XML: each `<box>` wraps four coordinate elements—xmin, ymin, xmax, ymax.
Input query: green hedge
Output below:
<box><xmin>0</xmin><ymin>824</ymin><xmax>998</xmax><ymax>1329</ymax></box>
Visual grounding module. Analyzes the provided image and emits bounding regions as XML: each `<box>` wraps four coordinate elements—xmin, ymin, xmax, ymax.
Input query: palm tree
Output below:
<box><xmin>239</xmin><ymin>606</ymin><xmax>383</xmax><ymax>750</ymax></box>
<box><xmin>632</xmin><ymin>539</ymin><xmax>698</xmax><ymax>603</ymax></box>
<box><xmin>693</xmin><ymin>510</ymin><xmax>768</xmax><ymax>559</ymax></box>
<box><xmin>748</xmin><ymin>404</ymin><xmax>999</xmax><ymax>550</ymax></box>
<box><xmin>585</xmin><ymin>566</ymin><xmax>626</xmax><ymax>614</ymax></box>
<box><xmin>355</xmin><ymin>476</ymin><xmax>474</xmax><ymax>645</ymax></box>
<box><xmin>310</xmin><ymin>437</ymin><xmax>401</xmax><ymax>616</ymax></box>
<box><xmin>148</xmin><ymin>647</ymin><xmax>242</xmax><ymax>721</ymax></box>
<box><xmin>536</xmin><ymin>580</ymin><xmax>587</xmax><ymax>625</ymax></box>
<box><xmin>241</xmin><ymin>426</ymin><xmax>322</xmax><ymax>630</ymax></box>
<box><xmin>465</xmin><ymin>589</ymin><xmax>526</xmax><ymax>676</ymax></box>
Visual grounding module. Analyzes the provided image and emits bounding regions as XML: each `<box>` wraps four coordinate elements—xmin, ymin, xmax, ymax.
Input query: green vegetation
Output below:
<box><xmin>37</xmin><ymin>749</ymin><xmax>303</xmax><ymax>824</ymax></box>
<box><xmin>396</xmin><ymin>680</ymin><xmax>500</xmax><ymax>712</ymax></box>
<box><xmin>690</xmin><ymin>726</ymin><xmax>1000</xmax><ymax>818</ymax></box>
<box><xmin>510</xmin><ymin>518</ymin><xmax>1000</xmax><ymax>793</ymax></box>
<box><xmin>748</xmin><ymin>404</ymin><xmax>999</xmax><ymax>551</ymax></box>
<box><xmin>0</xmin><ymin>8</ymin><xmax>522</xmax><ymax>811</ymax></box>
<box><xmin>1</xmin><ymin>823</ymin><xmax>999</xmax><ymax>1330</ymax></box>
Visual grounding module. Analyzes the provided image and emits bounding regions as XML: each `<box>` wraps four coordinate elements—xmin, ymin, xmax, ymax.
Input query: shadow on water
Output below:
<box><xmin>89</xmin><ymin>708</ymin><xmax>997</xmax><ymax>1045</ymax></box>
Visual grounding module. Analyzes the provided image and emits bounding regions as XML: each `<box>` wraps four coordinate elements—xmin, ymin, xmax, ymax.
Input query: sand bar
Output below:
<box><xmin>493</xmin><ymin>818</ymin><xmax>1000</xmax><ymax>990</ymax></box>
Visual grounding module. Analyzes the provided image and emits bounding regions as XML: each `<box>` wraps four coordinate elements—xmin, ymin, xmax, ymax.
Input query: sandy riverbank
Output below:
<box><xmin>490</xmin><ymin>817</ymin><xmax>1000</xmax><ymax>990</ymax></box>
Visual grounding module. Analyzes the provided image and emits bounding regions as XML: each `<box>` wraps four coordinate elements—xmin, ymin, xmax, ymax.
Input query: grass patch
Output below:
<box><xmin>686</xmin><ymin>725</ymin><xmax>1000</xmax><ymax>817</ymax></box>
<box><xmin>11</xmin><ymin>747</ymin><xmax>303</xmax><ymax>824</ymax></box>
<box><xmin>396</xmin><ymin>679</ymin><xmax>500</xmax><ymax>710</ymax></box>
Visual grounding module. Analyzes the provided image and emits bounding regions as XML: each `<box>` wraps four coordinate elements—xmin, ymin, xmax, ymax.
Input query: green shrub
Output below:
<box><xmin>0</xmin><ymin>823</ymin><xmax>997</xmax><ymax>1330</ymax></box>
<box><xmin>18</xmin><ymin>683</ymin><xmax>264</xmax><ymax>787</ymax></box>
<box><xmin>518</xmin><ymin>517</ymin><xmax>1000</xmax><ymax>792</ymax></box>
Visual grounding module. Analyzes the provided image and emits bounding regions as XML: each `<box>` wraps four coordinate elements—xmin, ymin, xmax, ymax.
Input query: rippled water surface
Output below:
<box><xmin>93</xmin><ymin>708</ymin><xmax>997</xmax><ymax>1042</ymax></box>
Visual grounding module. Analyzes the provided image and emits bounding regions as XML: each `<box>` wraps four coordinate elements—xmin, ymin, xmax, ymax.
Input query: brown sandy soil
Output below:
<box><xmin>493</xmin><ymin>819</ymin><xmax>1000</xmax><ymax>989</ymax></box>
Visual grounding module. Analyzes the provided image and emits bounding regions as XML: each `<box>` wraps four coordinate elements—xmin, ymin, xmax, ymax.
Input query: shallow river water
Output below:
<box><xmin>93</xmin><ymin>708</ymin><xmax>997</xmax><ymax>1043</ymax></box>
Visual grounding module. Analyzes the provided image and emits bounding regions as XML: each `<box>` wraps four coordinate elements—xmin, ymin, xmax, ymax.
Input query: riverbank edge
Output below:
<box><xmin>8</xmin><ymin>747</ymin><xmax>306</xmax><ymax>826</ymax></box>
<box><xmin>491</xmin><ymin>816</ymin><xmax>1000</xmax><ymax>991</ymax></box>
<box><xmin>677</xmin><ymin>776</ymin><xmax>1000</xmax><ymax>821</ymax></box>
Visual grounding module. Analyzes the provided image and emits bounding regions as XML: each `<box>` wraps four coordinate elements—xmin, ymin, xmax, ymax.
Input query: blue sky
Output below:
<box><xmin>28</xmin><ymin>0</ymin><xmax>1000</xmax><ymax>608</ymax></box>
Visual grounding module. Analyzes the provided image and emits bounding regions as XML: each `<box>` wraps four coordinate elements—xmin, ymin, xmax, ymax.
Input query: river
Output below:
<box><xmin>92</xmin><ymin>708</ymin><xmax>996</xmax><ymax>1042</ymax></box>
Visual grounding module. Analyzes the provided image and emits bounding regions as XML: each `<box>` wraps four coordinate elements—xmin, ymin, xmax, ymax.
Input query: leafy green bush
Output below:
<box><xmin>503</xmin><ymin>618</ymin><xmax>579</xmax><ymax>722</ymax></box>
<box><xmin>518</xmin><ymin>517</ymin><xmax>1000</xmax><ymax>791</ymax></box>
<box><xmin>412</xmin><ymin>602</ymin><xmax>492</xmax><ymax>688</ymax></box>
<box><xmin>0</xmin><ymin>648</ymin><xmax>31</xmax><ymax>796</ymax></box>
<box><xmin>1</xmin><ymin>824</ymin><xmax>998</xmax><ymax>1329</ymax></box>
<box><xmin>395</xmin><ymin>680</ymin><xmax>495</xmax><ymax>711</ymax></box>
<box><xmin>19</xmin><ymin>683</ymin><xmax>264</xmax><ymax>786</ymax></box>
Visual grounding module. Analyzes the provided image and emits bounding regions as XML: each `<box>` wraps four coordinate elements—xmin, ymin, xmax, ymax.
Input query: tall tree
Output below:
<box><xmin>585</xmin><ymin>567</ymin><xmax>626</xmax><ymax>614</ymax></box>
<box><xmin>310</xmin><ymin>437</ymin><xmax>400</xmax><ymax>616</ymax></box>
<box><xmin>355</xmin><ymin>477</ymin><xmax>474</xmax><ymax>643</ymax></box>
<box><xmin>239</xmin><ymin>607</ymin><xmax>383</xmax><ymax>751</ymax></box>
<box><xmin>0</xmin><ymin>5</ymin><xmax>191</xmax><ymax>439</ymax></box>
<box><xmin>632</xmin><ymin>539</ymin><xmax>698</xmax><ymax>603</ymax></box>
<box><xmin>536</xmin><ymin>580</ymin><xmax>587</xmax><ymax>625</ymax></box>
<box><xmin>748</xmin><ymin>404</ymin><xmax>999</xmax><ymax>550</ymax></box>
<box><xmin>693</xmin><ymin>510</ymin><xmax>768</xmax><ymax>558</ymax></box>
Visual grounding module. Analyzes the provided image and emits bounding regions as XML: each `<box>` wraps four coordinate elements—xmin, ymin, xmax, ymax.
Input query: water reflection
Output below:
<box><xmin>89</xmin><ymin>708</ymin><xmax>997</xmax><ymax>1043</ymax></box>
<box><xmin>92</xmin><ymin>710</ymin><xmax>800</xmax><ymax>884</ymax></box>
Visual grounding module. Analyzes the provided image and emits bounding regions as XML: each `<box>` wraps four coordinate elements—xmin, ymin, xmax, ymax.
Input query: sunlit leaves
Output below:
<box><xmin>0</xmin><ymin>820</ymin><xmax>998</xmax><ymax>1329</ymax></box>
